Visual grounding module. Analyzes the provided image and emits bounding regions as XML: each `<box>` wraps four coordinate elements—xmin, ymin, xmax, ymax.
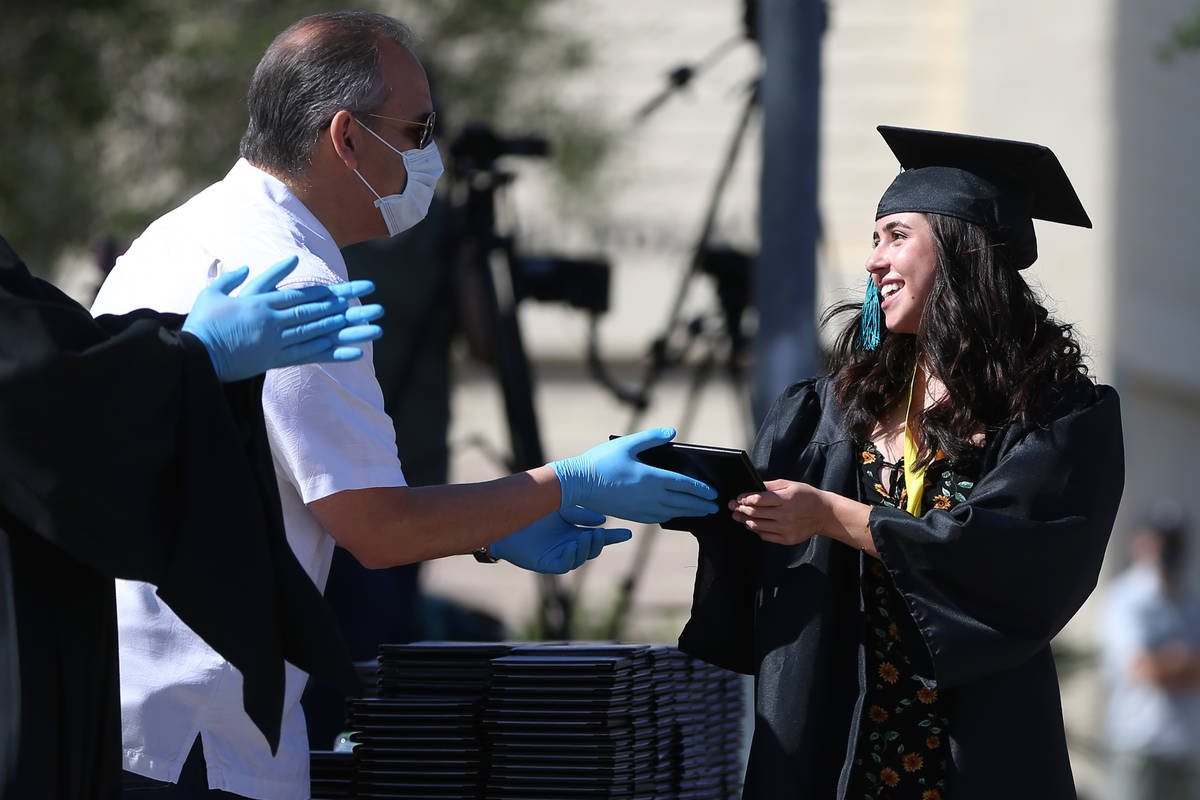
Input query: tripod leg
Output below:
<box><xmin>473</xmin><ymin>230</ymin><xmax>572</xmax><ymax>639</ymax></box>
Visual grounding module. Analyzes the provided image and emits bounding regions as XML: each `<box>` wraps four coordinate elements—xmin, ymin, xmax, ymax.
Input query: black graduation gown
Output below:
<box><xmin>0</xmin><ymin>235</ymin><xmax>356</xmax><ymax>799</ymax></box>
<box><xmin>679</xmin><ymin>375</ymin><xmax>1123</xmax><ymax>800</ymax></box>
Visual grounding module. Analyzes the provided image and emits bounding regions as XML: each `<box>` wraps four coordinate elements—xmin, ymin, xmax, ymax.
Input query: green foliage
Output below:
<box><xmin>0</xmin><ymin>0</ymin><xmax>606</xmax><ymax>276</ymax></box>
<box><xmin>1159</xmin><ymin>4</ymin><xmax>1200</xmax><ymax>62</ymax></box>
<box><xmin>393</xmin><ymin>0</ymin><xmax>608</xmax><ymax>192</ymax></box>
<box><xmin>1</xmin><ymin>0</ymin><xmax>324</xmax><ymax>273</ymax></box>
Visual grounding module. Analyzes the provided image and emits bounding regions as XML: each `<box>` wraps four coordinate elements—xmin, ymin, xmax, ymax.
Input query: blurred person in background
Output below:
<box><xmin>1102</xmin><ymin>501</ymin><xmax>1200</xmax><ymax>800</ymax></box>
<box><xmin>676</xmin><ymin>126</ymin><xmax>1123</xmax><ymax>799</ymax></box>
<box><xmin>91</xmin><ymin>11</ymin><xmax>717</xmax><ymax>799</ymax></box>
<box><xmin>0</xmin><ymin>238</ymin><xmax>383</xmax><ymax>799</ymax></box>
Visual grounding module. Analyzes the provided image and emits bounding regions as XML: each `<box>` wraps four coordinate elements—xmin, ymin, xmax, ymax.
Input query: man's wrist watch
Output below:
<box><xmin>472</xmin><ymin>545</ymin><xmax>499</xmax><ymax>564</ymax></box>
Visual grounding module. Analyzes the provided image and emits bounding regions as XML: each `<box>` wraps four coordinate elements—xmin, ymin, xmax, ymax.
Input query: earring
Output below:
<box><xmin>860</xmin><ymin>277</ymin><xmax>881</xmax><ymax>351</ymax></box>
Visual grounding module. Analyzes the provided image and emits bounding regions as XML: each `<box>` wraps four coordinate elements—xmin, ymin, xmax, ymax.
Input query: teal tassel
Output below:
<box><xmin>860</xmin><ymin>277</ymin><xmax>881</xmax><ymax>350</ymax></box>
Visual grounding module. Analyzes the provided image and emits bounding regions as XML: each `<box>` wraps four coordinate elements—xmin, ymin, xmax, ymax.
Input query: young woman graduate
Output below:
<box><xmin>0</xmin><ymin>235</ymin><xmax>381</xmax><ymax>799</ymax></box>
<box><xmin>677</xmin><ymin>127</ymin><xmax>1124</xmax><ymax>800</ymax></box>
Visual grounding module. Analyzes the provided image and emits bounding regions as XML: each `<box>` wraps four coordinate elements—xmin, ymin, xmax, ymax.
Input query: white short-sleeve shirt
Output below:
<box><xmin>91</xmin><ymin>159</ymin><xmax>407</xmax><ymax>800</ymax></box>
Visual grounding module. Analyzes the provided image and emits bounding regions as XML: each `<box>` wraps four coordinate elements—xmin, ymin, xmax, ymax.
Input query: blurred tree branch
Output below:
<box><xmin>0</xmin><ymin>0</ymin><xmax>607</xmax><ymax>280</ymax></box>
<box><xmin>1159</xmin><ymin>4</ymin><xmax>1200</xmax><ymax>62</ymax></box>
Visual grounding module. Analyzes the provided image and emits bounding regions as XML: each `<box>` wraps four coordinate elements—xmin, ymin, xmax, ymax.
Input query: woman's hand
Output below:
<box><xmin>731</xmin><ymin>479</ymin><xmax>878</xmax><ymax>556</ymax></box>
<box><xmin>729</xmin><ymin>479</ymin><xmax>823</xmax><ymax>545</ymax></box>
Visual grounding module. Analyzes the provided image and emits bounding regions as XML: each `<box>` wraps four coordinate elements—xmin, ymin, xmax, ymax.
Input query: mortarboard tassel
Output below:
<box><xmin>861</xmin><ymin>277</ymin><xmax>881</xmax><ymax>350</ymax></box>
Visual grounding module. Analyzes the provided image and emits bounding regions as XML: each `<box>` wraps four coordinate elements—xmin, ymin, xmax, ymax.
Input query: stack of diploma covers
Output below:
<box><xmin>334</xmin><ymin>641</ymin><xmax>744</xmax><ymax>798</ymax></box>
<box><xmin>347</xmin><ymin>642</ymin><xmax>512</xmax><ymax>798</ymax></box>
<box><xmin>310</xmin><ymin>749</ymin><xmax>356</xmax><ymax>799</ymax></box>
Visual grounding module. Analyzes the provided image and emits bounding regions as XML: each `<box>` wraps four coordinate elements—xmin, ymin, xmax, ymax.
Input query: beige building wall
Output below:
<box><xmin>1111</xmin><ymin>0</ymin><xmax>1200</xmax><ymax>555</ymax></box>
<box><xmin>819</xmin><ymin>0</ymin><xmax>971</xmax><ymax>325</ymax></box>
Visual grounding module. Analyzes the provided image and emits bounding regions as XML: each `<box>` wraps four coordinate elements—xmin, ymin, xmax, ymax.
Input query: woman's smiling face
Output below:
<box><xmin>865</xmin><ymin>212</ymin><xmax>938</xmax><ymax>336</ymax></box>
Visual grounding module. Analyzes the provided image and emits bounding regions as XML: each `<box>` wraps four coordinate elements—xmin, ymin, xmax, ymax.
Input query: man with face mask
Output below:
<box><xmin>91</xmin><ymin>12</ymin><xmax>716</xmax><ymax>800</ymax></box>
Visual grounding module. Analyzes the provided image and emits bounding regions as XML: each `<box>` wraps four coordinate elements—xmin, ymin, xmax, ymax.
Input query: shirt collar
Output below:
<box><xmin>223</xmin><ymin>159</ymin><xmax>345</xmax><ymax>277</ymax></box>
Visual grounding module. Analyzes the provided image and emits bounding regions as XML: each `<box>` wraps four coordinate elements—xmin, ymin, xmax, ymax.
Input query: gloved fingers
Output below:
<box><xmin>574</xmin><ymin>527</ymin><xmax>630</xmax><ymax>563</ymax></box>
<box><xmin>277</xmin><ymin>306</ymin><xmax>380</xmax><ymax>342</ymax></box>
<box><xmin>567</xmin><ymin>537</ymin><xmax>588</xmax><ymax>571</ymax></box>
<box><xmin>329</xmin><ymin>346</ymin><xmax>366</xmax><ymax>362</ymax></box>
<box><xmin>584</xmin><ymin>528</ymin><xmax>608</xmax><ymax>560</ymax></box>
<box><xmin>613</xmin><ymin>426</ymin><xmax>677</xmax><ymax>454</ymax></box>
<box><xmin>656</xmin><ymin>491</ymin><xmax>719</xmax><ymax>516</ymax></box>
<box><xmin>269</xmin><ymin>291</ymin><xmax>381</xmax><ymax>327</ymax></box>
<box><xmin>334</xmin><ymin>324</ymin><xmax>383</xmax><ymax>345</ymax></box>
<box><xmin>207</xmin><ymin>265</ymin><xmax>251</xmax><ymax>296</ymax></box>
<box><xmin>279</xmin><ymin>313</ymin><xmax>350</xmax><ymax>345</ymax></box>
<box><xmin>327</xmin><ymin>279</ymin><xmax>376</xmax><ymax>301</ymax></box>
<box><xmin>618</xmin><ymin>496</ymin><xmax>717</xmax><ymax>524</ymax></box>
<box><xmin>532</xmin><ymin>540</ymin><xmax>574</xmax><ymax>574</ymax></box>
<box><xmin>344</xmin><ymin>303</ymin><xmax>384</xmax><ymax>325</ymax></box>
<box><xmin>240</xmin><ymin>256</ymin><xmax>300</xmax><ymax>295</ymax></box>
<box><xmin>602</xmin><ymin>528</ymin><xmax>633</xmax><ymax>547</ymax></box>
<box><xmin>274</xmin><ymin>340</ymin><xmax>365</xmax><ymax>369</ymax></box>
<box><xmin>273</xmin><ymin>336</ymin><xmax>334</xmax><ymax>367</ymax></box>
<box><xmin>266</xmin><ymin>285</ymin><xmax>345</xmax><ymax>314</ymax></box>
<box><xmin>642</xmin><ymin>466</ymin><xmax>718</xmax><ymax>501</ymax></box>
<box><xmin>560</xmin><ymin>506</ymin><xmax>607</xmax><ymax>527</ymax></box>
<box><xmin>266</xmin><ymin>279</ymin><xmax>375</xmax><ymax>310</ymax></box>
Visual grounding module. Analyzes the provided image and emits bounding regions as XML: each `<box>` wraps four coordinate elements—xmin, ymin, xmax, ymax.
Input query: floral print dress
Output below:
<box><xmin>844</xmin><ymin>442</ymin><xmax>976</xmax><ymax>800</ymax></box>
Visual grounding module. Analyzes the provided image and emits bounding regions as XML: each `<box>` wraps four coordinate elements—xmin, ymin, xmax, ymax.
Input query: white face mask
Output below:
<box><xmin>352</xmin><ymin>124</ymin><xmax>444</xmax><ymax>237</ymax></box>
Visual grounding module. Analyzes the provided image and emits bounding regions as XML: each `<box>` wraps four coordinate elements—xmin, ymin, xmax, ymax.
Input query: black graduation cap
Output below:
<box><xmin>875</xmin><ymin>125</ymin><xmax>1092</xmax><ymax>269</ymax></box>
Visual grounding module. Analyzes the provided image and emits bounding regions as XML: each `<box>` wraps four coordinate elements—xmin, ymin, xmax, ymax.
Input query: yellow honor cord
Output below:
<box><xmin>902</xmin><ymin>367</ymin><xmax>927</xmax><ymax>517</ymax></box>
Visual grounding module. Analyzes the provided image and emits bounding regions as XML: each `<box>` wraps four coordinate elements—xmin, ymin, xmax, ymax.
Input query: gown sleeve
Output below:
<box><xmin>870</xmin><ymin>381</ymin><xmax>1124</xmax><ymax>687</ymax></box>
<box><xmin>677</xmin><ymin>379</ymin><xmax>826</xmax><ymax>674</ymax></box>
<box><xmin>0</xmin><ymin>235</ymin><xmax>356</xmax><ymax>752</ymax></box>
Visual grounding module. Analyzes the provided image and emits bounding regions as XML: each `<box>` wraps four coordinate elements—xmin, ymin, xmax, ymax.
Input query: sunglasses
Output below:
<box><xmin>363</xmin><ymin>111</ymin><xmax>437</xmax><ymax>150</ymax></box>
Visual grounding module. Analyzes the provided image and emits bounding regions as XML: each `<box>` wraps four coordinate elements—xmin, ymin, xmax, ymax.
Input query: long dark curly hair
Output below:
<box><xmin>827</xmin><ymin>213</ymin><xmax>1088</xmax><ymax>469</ymax></box>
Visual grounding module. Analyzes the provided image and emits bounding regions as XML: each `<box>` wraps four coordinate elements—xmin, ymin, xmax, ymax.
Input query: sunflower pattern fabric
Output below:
<box><xmin>846</xmin><ymin>442</ymin><xmax>976</xmax><ymax>800</ymax></box>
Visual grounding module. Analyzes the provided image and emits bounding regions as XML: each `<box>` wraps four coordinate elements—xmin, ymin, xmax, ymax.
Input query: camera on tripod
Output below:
<box><xmin>513</xmin><ymin>255</ymin><xmax>609</xmax><ymax>315</ymax></box>
<box><xmin>449</xmin><ymin>122</ymin><xmax>550</xmax><ymax>173</ymax></box>
<box><xmin>448</xmin><ymin>122</ymin><xmax>612</xmax><ymax>316</ymax></box>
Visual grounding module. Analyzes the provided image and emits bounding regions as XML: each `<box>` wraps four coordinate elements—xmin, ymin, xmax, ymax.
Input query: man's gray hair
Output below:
<box><xmin>240</xmin><ymin>11</ymin><xmax>414</xmax><ymax>178</ymax></box>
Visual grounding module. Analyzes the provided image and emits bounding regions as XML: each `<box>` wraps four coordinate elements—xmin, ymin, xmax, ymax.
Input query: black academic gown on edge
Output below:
<box><xmin>679</xmin><ymin>375</ymin><xmax>1123</xmax><ymax>800</ymax></box>
<box><xmin>0</xmin><ymin>235</ymin><xmax>356</xmax><ymax>800</ymax></box>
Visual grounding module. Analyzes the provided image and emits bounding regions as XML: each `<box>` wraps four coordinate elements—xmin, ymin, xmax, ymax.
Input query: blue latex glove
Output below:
<box><xmin>491</xmin><ymin>507</ymin><xmax>632</xmax><ymax>574</ymax></box>
<box><xmin>182</xmin><ymin>256</ymin><xmax>383</xmax><ymax>382</ymax></box>
<box><xmin>550</xmin><ymin>427</ymin><xmax>718</xmax><ymax>523</ymax></box>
